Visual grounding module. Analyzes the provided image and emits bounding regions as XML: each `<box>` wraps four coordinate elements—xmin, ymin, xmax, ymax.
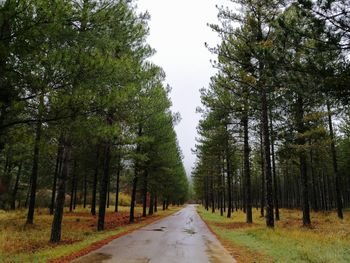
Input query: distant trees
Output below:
<box><xmin>0</xmin><ymin>0</ymin><xmax>188</xmax><ymax>243</ymax></box>
<box><xmin>193</xmin><ymin>0</ymin><xmax>350</xmax><ymax>227</ymax></box>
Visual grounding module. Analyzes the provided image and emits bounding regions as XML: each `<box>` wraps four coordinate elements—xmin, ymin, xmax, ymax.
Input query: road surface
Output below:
<box><xmin>73</xmin><ymin>205</ymin><xmax>235</xmax><ymax>263</ymax></box>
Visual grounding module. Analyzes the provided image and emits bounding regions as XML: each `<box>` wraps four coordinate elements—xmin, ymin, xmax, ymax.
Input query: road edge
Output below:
<box><xmin>48</xmin><ymin>207</ymin><xmax>183</xmax><ymax>263</ymax></box>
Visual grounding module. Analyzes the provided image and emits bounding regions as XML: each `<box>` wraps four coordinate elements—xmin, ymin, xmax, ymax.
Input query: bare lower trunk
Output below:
<box><xmin>142</xmin><ymin>170</ymin><xmax>148</xmax><ymax>217</ymax></box>
<box><xmin>91</xmin><ymin>149</ymin><xmax>99</xmax><ymax>216</ymax></box>
<box><xmin>148</xmin><ymin>192</ymin><xmax>154</xmax><ymax>215</ymax></box>
<box><xmin>226</xmin><ymin>125</ymin><xmax>232</xmax><ymax>218</ymax></box>
<box><xmin>69</xmin><ymin>160</ymin><xmax>77</xmax><ymax>212</ymax></box>
<box><xmin>98</xmin><ymin>143</ymin><xmax>111</xmax><ymax>231</ymax></box>
<box><xmin>270</xmin><ymin>110</ymin><xmax>279</xmax><ymax>221</ymax></box>
<box><xmin>327</xmin><ymin>102</ymin><xmax>343</xmax><ymax>219</ymax></box>
<box><xmin>50</xmin><ymin>143</ymin><xmax>63</xmax><ymax>215</ymax></box>
<box><xmin>129</xmin><ymin>175</ymin><xmax>138</xmax><ymax>223</ymax></box>
<box><xmin>115</xmin><ymin>153</ymin><xmax>121</xmax><ymax>212</ymax></box>
<box><xmin>26</xmin><ymin>94</ymin><xmax>44</xmax><ymax>224</ymax></box>
<box><xmin>11</xmin><ymin>162</ymin><xmax>22</xmax><ymax>210</ymax></box>
<box><xmin>260</xmin><ymin>130</ymin><xmax>265</xmax><ymax>217</ymax></box>
<box><xmin>243</xmin><ymin>109</ymin><xmax>252</xmax><ymax>223</ymax></box>
<box><xmin>296</xmin><ymin>96</ymin><xmax>311</xmax><ymax>226</ymax></box>
<box><xmin>154</xmin><ymin>193</ymin><xmax>158</xmax><ymax>212</ymax></box>
<box><xmin>50</xmin><ymin>136</ymin><xmax>71</xmax><ymax>243</ymax></box>
<box><xmin>261</xmin><ymin>90</ymin><xmax>274</xmax><ymax>227</ymax></box>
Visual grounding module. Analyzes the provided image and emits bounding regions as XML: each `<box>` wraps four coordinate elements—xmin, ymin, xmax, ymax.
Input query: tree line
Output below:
<box><xmin>0</xmin><ymin>0</ymin><xmax>188</xmax><ymax>243</ymax></box>
<box><xmin>193</xmin><ymin>0</ymin><xmax>350</xmax><ymax>227</ymax></box>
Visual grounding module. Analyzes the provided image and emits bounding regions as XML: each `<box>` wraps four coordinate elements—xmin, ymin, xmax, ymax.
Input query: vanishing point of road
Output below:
<box><xmin>74</xmin><ymin>205</ymin><xmax>236</xmax><ymax>263</ymax></box>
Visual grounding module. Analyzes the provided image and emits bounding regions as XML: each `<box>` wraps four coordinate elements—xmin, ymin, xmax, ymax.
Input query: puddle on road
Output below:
<box><xmin>152</xmin><ymin>228</ymin><xmax>164</xmax><ymax>231</ymax></box>
<box><xmin>186</xmin><ymin>216</ymin><xmax>194</xmax><ymax>225</ymax></box>
<box><xmin>74</xmin><ymin>252</ymin><xmax>112</xmax><ymax>263</ymax></box>
<box><xmin>183</xmin><ymin>228</ymin><xmax>197</xmax><ymax>235</ymax></box>
<box><xmin>142</xmin><ymin>228</ymin><xmax>164</xmax><ymax>232</ymax></box>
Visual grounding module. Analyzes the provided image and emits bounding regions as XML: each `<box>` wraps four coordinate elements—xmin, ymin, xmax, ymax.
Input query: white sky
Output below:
<box><xmin>137</xmin><ymin>0</ymin><xmax>227</xmax><ymax>176</ymax></box>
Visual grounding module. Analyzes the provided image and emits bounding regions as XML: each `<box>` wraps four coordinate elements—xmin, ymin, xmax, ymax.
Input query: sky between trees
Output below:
<box><xmin>137</xmin><ymin>0</ymin><xmax>228</xmax><ymax>175</ymax></box>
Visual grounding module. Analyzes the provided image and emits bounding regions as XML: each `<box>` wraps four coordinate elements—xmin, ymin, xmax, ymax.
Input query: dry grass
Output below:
<box><xmin>198</xmin><ymin>207</ymin><xmax>350</xmax><ymax>263</ymax></box>
<box><xmin>0</xmin><ymin>205</ymin><xmax>181</xmax><ymax>263</ymax></box>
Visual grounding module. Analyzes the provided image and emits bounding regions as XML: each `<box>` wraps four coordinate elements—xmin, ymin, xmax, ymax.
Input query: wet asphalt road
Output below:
<box><xmin>73</xmin><ymin>205</ymin><xmax>236</xmax><ymax>263</ymax></box>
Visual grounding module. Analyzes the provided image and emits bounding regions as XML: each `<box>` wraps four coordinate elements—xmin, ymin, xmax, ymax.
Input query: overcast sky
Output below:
<box><xmin>137</xmin><ymin>0</ymin><xmax>227</xmax><ymax>176</ymax></box>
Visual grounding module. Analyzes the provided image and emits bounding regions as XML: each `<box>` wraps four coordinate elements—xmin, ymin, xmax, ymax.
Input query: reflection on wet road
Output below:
<box><xmin>73</xmin><ymin>205</ymin><xmax>235</xmax><ymax>263</ymax></box>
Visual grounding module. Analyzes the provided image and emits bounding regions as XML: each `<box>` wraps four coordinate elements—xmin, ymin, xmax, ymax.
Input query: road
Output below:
<box><xmin>73</xmin><ymin>205</ymin><xmax>235</xmax><ymax>263</ymax></box>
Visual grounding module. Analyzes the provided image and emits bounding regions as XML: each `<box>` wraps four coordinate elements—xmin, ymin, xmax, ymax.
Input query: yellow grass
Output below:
<box><xmin>198</xmin><ymin>207</ymin><xmax>350</xmax><ymax>263</ymax></box>
<box><xmin>0</xmin><ymin>205</ymin><xmax>181</xmax><ymax>263</ymax></box>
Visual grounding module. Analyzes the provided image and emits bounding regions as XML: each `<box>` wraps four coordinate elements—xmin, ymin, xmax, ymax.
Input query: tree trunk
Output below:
<box><xmin>148</xmin><ymin>192</ymin><xmax>154</xmax><ymax>215</ymax></box>
<box><xmin>270</xmin><ymin>110</ymin><xmax>280</xmax><ymax>221</ymax></box>
<box><xmin>243</xmin><ymin>109</ymin><xmax>252</xmax><ymax>223</ymax></box>
<box><xmin>211</xmin><ymin>175</ymin><xmax>215</xmax><ymax>213</ymax></box>
<box><xmin>26</xmin><ymin>94</ymin><xmax>44</xmax><ymax>224</ymax></box>
<box><xmin>205</xmin><ymin>176</ymin><xmax>209</xmax><ymax>211</ymax></box>
<box><xmin>129</xmin><ymin>175</ymin><xmax>138</xmax><ymax>223</ymax></box>
<box><xmin>130</xmin><ymin>127</ymin><xmax>142</xmax><ymax>223</ymax></box>
<box><xmin>73</xmin><ymin>168</ymin><xmax>78</xmax><ymax>210</ymax></box>
<box><xmin>259</xmin><ymin>130</ymin><xmax>265</xmax><ymax>217</ymax></box>
<box><xmin>106</xmin><ymin>178</ymin><xmax>110</xmax><ymax>209</ymax></box>
<box><xmin>327</xmin><ymin>102</ymin><xmax>343</xmax><ymax>219</ymax></box>
<box><xmin>11</xmin><ymin>162</ymin><xmax>22</xmax><ymax>210</ymax></box>
<box><xmin>115</xmin><ymin>152</ymin><xmax>121</xmax><ymax>212</ymax></box>
<box><xmin>154</xmin><ymin>193</ymin><xmax>158</xmax><ymax>212</ymax></box>
<box><xmin>310</xmin><ymin>147</ymin><xmax>318</xmax><ymax>211</ymax></box>
<box><xmin>261</xmin><ymin>90</ymin><xmax>274</xmax><ymax>227</ymax></box>
<box><xmin>50</xmin><ymin>142</ymin><xmax>63</xmax><ymax>215</ymax></box>
<box><xmin>50</xmin><ymin>136</ymin><xmax>71</xmax><ymax>243</ymax></box>
<box><xmin>98</xmin><ymin>142</ymin><xmax>111</xmax><ymax>231</ymax></box>
<box><xmin>91</xmin><ymin>149</ymin><xmax>99</xmax><ymax>216</ymax></box>
<box><xmin>69</xmin><ymin>160</ymin><xmax>77</xmax><ymax>212</ymax></box>
<box><xmin>83</xmin><ymin>170</ymin><xmax>87</xmax><ymax>209</ymax></box>
<box><xmin>296</xmin><ymin>95</ymin><xmax>311</xmax><ymax>226</ymax></box>
<box><xmin>142</xmin><ymin>170</ymin><xmax>148</xmax><ymax>217</ymax></box>
<box><xmin>226</xmin><ymin>125</ymin><xmax>232</xmax><ymax>218</ymax></box>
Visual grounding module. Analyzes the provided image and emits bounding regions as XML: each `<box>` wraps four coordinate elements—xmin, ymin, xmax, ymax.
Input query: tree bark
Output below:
<box><xmin>115</xmin><ymin>152</ymin><xmax>121</xmax><ymax>212</ymax></box>
<box><xmin>326</xmin><ymin>101</ymin><xmax>343</xmax><ymax>219</ymax></box>
<box><xmin>26</xmin><ymin>94</ymin><xmax>44</xmax><ymax>224</ymax></box>
<box><xmin>129</xmin><ymin>175</ymin><xmax>138</xmax><ymax>223</ymax></box>
<box><xmin>50</xmin><ymin>136</ymin><xmax>71</xmax><ymax>243</ymax></box>
<box><xmin>296</xmin><ymin>95</ymin><xmax>311</xmax><ymax>226</ymax></box>
<box><xmin>261</xmin><ymin>90</ymin><xmax>274</xmax><ymax>227</ymax></box>
<box><xmin>225</xmin><ymin>125</ymin><xmax>232</xmax><ymax>218</ymax></box>
<box><xmin>270</xmin><ymin>110</ymin><xmax>280</xmax><ymax>221</ymax></box>
<box><xmin>259</xmin><ymin>130</ymin><xmax>265</xmax><ymax>217</ymax></box>
<box><xmin>211</xmin><ymin>174</ymin><xmax>215</xmax><ymax>213</ymax></box>
<box><xmin>97</xmin><ymin>142</ymin><xmax>111</xmax><ymax>231</ymax></box>
<box><xmin>243</xmin><ymin>108</ymin><xmax>252</xmax><ymax>223</ymax></box>
<box><xmin>91</xmin><ymin>149</ymin><xmax>99</xmax><ymax>216</ymax></box>
<box><xmin>154</xmin><ymin>193</ymin><xmax>158</xmax><ymax>212</ymax></box>
<box><xmin>83</xmin><ymin>170</ymin><xmax>87</xmax><ymax>209</ymax></box>
<box><xmin>142</xmin><ymin>170</ymin><xmax>148</xmax><ymax>217</ymax></box>
<box><xmin>148</xmin><ymin>192</ymin><xmax>154</xmax><ymax>215</ymax></box>
<box><xmin>130</xmin><ymin>126</ymin><xmax>142</xmax><ymax>223</ymax></box>
<box><xmin>310</xmin><ymin>147</ymin><xmax>319</xmax><ymax>211</ymax></box>
<box><xmin>11</xmin><ymin>162</ymin><xmax>22</xmax><ymax>210</ymax></box>
<box><xmin>69</xmin><ymin>160</ymin><xmax>77</xmax><ymax>212</ymax></box>
<box><xmin>50</xmin><ymin>142</ymin><xmax>63</xmax><ymax>215</ymax></box>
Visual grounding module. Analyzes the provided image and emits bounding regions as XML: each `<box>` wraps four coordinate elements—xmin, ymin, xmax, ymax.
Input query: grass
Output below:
<box><xmin>0</xmin><ymin>205</ymin><xmax>181</xmax><ymax>263</ymax></box>
<box><xmin>197</xmin><ymin>207</ymin><xmax>350</xmax><ymax>263</ymax></box>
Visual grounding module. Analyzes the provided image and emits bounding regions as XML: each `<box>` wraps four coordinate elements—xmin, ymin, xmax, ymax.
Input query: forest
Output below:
<box><xmin>193</xmin><ymin>0</ymin><xmax>350</xmax><ymax>228</ymax></box>
<box><xmin>0</xmin><ymin>0</ymin><xmax>188</xmax><ymax>248</ymax></box>
<box><xmin>1</xmin><ymin>0</ymin><xmax>350</xmax><ymax>262</ymax></box>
